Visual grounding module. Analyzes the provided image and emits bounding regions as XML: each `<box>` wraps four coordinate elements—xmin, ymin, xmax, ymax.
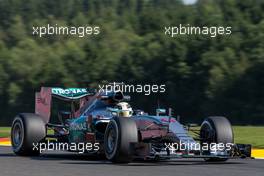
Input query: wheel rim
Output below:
<box><xmin>200</xmin><ymin>121</ymin><xmax>214</xmax><ymax>144</ymax></box>
<box><xmin>106</xmin><ymin>126</ymin><xmax>117</xmax><ymax>153</ymax></box>
<box><xmin>12</xmin><ymin>121</ymin><xmax>24</xmax><ymax>149</ymax></box>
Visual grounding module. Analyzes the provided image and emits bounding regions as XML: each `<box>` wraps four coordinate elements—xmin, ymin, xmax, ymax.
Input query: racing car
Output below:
<box><xmin>11</xmin><ymin>87</ymin><xmax>251</xmax><ymax>163</ymax></box>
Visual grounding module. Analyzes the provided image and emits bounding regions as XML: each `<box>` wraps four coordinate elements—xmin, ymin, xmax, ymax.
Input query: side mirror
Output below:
<box><xmin>112</xmin><ymin>112</ymin><xmax>117</xmax><ymax>116</ymax></box>
<box><xmin>156</xmin><ymin>108</ymin><xmax>166</xmax><ymax>116</ymax></box>
<box><xmin>107</xmin><ymin>107</ymin><xmax>119</xmax><ymax>116</ymax></box>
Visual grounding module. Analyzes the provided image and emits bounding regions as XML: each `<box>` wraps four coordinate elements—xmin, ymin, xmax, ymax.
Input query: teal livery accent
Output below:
<box><xmin>51</xmin><ymin>88</ymin><xmax>94</xmax><ymax>100</ymax></box>
<box><xmin>68</xmin><ymin>116</ymin><xmax>89</xmax><ymax>142</ymax></box>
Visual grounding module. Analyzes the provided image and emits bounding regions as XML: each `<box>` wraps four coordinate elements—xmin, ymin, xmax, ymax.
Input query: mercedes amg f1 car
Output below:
<box><xmin>11</xmin><ymin>87</ymin><xmax>251</xmax><ymax>163</ymax></box>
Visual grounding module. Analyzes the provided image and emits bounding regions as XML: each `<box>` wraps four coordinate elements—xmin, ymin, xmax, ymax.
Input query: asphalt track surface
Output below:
<box><xmin>0</xmin><ymin>146</ymin><xmax>263</xmax><ymax>176</ymax></box>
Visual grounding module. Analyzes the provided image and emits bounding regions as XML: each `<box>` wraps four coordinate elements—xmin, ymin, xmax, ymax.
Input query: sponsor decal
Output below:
<box><xmin>69</xmin><ymin>122</ymin><xmax>87</xmax><ymax>131</ymax></box>
<box><xmin>51</xmin><ymin>88</ymin><xmax>94</xmax><ymax>99</ymax></box>
<box><xmin>52</xmin><ymin>88</ymin><xmax>88</xmax><ymax>95</ymax></box>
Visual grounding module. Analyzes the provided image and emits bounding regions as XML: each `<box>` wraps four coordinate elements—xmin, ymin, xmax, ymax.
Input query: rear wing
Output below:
<box><xmin>35</xmin><ymin>87</ymin><xmax>95</xmax><ymax>123</ymax></box>
<box><xmin>51</xmin><ymin>87</ymin><xmax>95</xmax><ymax>100</ymax></box>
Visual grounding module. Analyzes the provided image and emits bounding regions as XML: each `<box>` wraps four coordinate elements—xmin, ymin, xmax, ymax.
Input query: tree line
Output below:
<box><xmin>0</xmin><ymin>0</ymin><xmax>264</xmax><ymax>125</ymax></box>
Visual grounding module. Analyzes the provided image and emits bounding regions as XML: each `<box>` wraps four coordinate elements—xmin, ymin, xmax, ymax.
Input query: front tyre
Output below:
<box><xmin>11</xmin><ymin>113</ymin><xmax>46</xmax><ymax>156</ymax></box>
<box><xmin>200</xmin><ymin>116</ymin><xmax>234</xmax><ymax>161</ymax></box>
<box><xmin>104</xmin><ymin>117</ymin><xmax>138</xmax><ymax>163</ymax></box>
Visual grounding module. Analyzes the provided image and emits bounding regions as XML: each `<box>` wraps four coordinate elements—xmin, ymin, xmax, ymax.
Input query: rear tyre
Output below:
<box><xmin>104</xmin><ymin>117</ymin><xmax>138</xmax><ymax>163</ymax></box>
<box><xmin>200</xmin><ymin>116</ymin><xmax>233</xmax><ymax>162</ymax></box>
<box><xmin>11</xmin><ymin>113</ymin><xmax>46</xmax><ymax>156</ymax></box>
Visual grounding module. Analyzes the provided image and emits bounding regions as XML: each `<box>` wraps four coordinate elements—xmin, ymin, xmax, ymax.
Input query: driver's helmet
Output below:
<box><xmin>115</xmin><ymin>102</ymin><xmax>133</xmax><ymax>117</ymax></box>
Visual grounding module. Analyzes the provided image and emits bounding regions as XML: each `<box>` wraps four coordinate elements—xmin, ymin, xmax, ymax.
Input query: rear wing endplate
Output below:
<box><xmin>35</xmin><ymin>87</ymin><xmax>95</xmax><ymax>123</ymax></box>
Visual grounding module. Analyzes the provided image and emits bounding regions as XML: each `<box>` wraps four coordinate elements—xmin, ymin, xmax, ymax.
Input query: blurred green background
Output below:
<box><xmin>0</xmin><ymin>0</ymin><xmax>264</xmax><ymax>126</ymax></box>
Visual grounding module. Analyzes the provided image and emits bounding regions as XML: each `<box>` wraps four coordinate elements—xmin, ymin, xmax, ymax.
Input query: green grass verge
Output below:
<box><xmin>0</xmin><ymin>127</ymin><xmax>54</xmax><ymax>138</ymax></box>
<box><xmin>233</xmin><ymin>126</ymin><xmax>264</xmax><ymax>149</ymax></box>
<box><xmin>0</xmin><ymin>127</ymin><xmax>10</xmax><ymax>138</ymax></box>
<box><xmin>1</xmin><ymin>126</ymin><xmax>264</xmax><ymax>148</ymax></box>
